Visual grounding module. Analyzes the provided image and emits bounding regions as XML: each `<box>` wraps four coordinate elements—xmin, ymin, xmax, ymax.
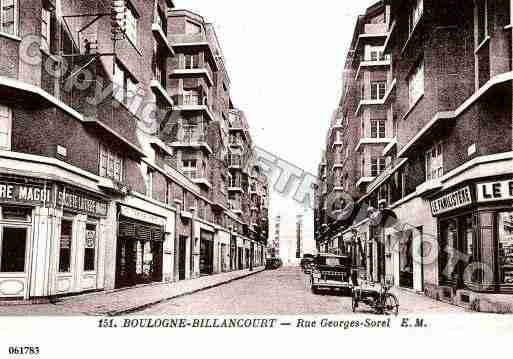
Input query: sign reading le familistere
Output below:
<box><xmin>430</xmin><ymin>186</ymin><xmax>473</xmax><ymax>216</ymax></box>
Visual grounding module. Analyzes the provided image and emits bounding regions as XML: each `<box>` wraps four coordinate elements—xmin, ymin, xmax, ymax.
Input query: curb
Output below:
<box><xmin>102</xmin><ymin>268</ymin><xmax>266</xmax><ymax>316</ymax></box>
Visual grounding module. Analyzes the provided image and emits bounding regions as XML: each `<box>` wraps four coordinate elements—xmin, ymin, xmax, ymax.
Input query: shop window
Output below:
<box><xmin>0</xmin><ymin>227</ymin><xmax>26</xmax><ymax>272</ymax></box>
<box><xmin>408</xmin><ymin>59</ymin><xmax>424</xmax><ymax>108</ymax></box>
<box><xmin>99</xmin><ymin>143</ymin><xmax>123</xmax><ymax>182</ymax></box>
<box><xmin>425</xmin><ymin>141</ymin><xmax>444</xmax><ymax>181</ymax></box>
<box><xmin>0</xmin><ymin>0</ymin><xmax>17</xmax><ymax>36</ymax></box>
<box><xmin>0</xmin><ymin>104</ymin><xmax>12</xmax><ymax>150</ymax></box>
<box><xmin>498</xmin><ymin>212</ymin><xmax>513</xmax><ymax>285</ymax></box>
<box><xmin>84</xmin><ymin>223</ymin><xmax>96</xmax><ymax>272</ymax></box>
<box><xmin>59</xmin><ymin>219</ymin><xmax>73</xmax><ymax>273</ymax></box>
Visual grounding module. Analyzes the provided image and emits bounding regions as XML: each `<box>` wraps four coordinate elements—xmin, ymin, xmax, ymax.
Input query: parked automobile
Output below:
<box><xmin>265</xmin><ymin>257</ymin><xmax>283</xmax><ymax>270</ymax></box>
<box><xmin>310</xmin><ymin>253</ymin><xmax>352</xmax><ymax>294</ymax></box>
<box><xmin>300</xmin><ymin>254</ymin><xmax>315</xmax><ymax>274</ymax></box>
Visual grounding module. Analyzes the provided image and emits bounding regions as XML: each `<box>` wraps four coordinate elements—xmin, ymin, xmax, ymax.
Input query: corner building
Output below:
<box><xmin>316</xmin><ymin>0</ymin><xmax>513</xmax><ymax>308</ymax></box>
<box><xmin>0</xmin><ymin>0</ymin><xmax>268</xmax><ymax>300</ymax></box>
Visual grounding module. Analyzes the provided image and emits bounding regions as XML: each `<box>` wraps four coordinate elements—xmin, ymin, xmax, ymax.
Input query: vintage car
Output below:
<box><xmin>265</xmin><ymin>257</ymin><xmax>283</xmax><ymax>270</ymax></box>
<box><xmin>310</xmin><ymin>253</ymin><xmax>352</xmax><ymax>294</ymax></box>
<box><xmin>300</xmin><ymin>254</ymin><xmax>315</xmax><ymax>273</ymax></box>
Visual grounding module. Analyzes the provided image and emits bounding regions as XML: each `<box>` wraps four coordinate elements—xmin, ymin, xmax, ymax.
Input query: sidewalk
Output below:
<box><xmin>0</xmin><ymin>267</ymin><xmax>265</xmax><ymax>316</ymax></box>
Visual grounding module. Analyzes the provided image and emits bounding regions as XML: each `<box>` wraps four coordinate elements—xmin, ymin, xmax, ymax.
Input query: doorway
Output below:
<box><xmin>178</xmin><ymin>236</ymin><xmax>187</xmax><ymax>281</ymax></box>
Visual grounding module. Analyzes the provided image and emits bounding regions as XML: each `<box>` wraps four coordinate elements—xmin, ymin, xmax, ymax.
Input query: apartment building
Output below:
<box><xmin>0</xmin><ymin>0</ymin><xmax>268</xmax><ymax>300</ymax></box>
<box><xmin>316</xmin><ymin>0</ymin><xmax>513</xmax><ymax>307</ymax></box>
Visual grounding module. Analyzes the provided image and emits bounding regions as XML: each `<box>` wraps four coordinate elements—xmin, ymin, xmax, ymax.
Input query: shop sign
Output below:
<box><xmin>430</xmin><ymin>186</ymin><xmax>473</xmax><ymax>216</ymax></box>
<box><xmin>120</xmin><ymin>205</ymin><xmax>166</xmax><ymax>227</ymax></box>
<box><xmin>0</xmin><ymin>182</ymin><xmax>52</xmax><ymax>205</ymax></box>
<box><xmin>477</xmin><ymin>180</ymin><xmax>513</xmax><ymax>203</ymax></box>
<box><xmin>56</xmin><ymin>188</ymin><xmax>108</xmax><ymax>217</ymax></box>
<box><xmin>85</xmin><ymin>230</ymin><xmax>96</xmax><ymax>248</ymax></box>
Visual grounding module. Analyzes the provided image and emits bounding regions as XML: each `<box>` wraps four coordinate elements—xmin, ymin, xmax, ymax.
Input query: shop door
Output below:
<box><xmin>399</xmin><ymin>233</ymin><xmax>414</xmax><ymax>289</ymax></box>
<box><xmin>238</xmin><ymin>248</ymin><xmax>243</xmax><ymax>270</ymax></box>
<box><xmin>0</xmin><ymin>226</ymin><xmax>30</xmax><ymax>299</ymax></box>
<box><xmin>377</xmin><ymin>240</ymin><xmax>386</xmax><ymax>283</ymax></box>
<box><xmin>200</xmin><ymin>239</ymin><xmax>214</xmax><ymax>275</ymax></box>
<box><xmin>116</xmin><ymin>238</ymin><xmax>136</xmax><ymax>289</ymax></box>
<box><xmin>178</xmin><ymin>236</ymin><xmax>187</xmax><ymax>281</ymax></box>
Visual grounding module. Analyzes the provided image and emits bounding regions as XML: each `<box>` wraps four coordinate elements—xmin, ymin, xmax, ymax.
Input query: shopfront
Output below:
<box><xmin>0</xmin><ymin>176</ymin><xmax>109</xmax><ymax>299</ymax></box>
<box><xmin>431</xmin><ymin>179</ymin><xmax>513</xmax><ymax>295</ymax></box>
<box><xmin>116</xmin><ymin>205</ymin><xmax>165</xmax><ymax>289</ymax></box>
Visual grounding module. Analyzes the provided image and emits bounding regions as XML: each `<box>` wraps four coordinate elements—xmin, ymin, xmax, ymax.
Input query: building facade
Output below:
<box><xmin>0</xmin><ymin>0</ymin><xmax>268</xmax><ymax>300</ymax></box>
<box><xmin>315</xmin><ymin>0</ymin><xmax>513</xmax><ymax>307</ymax></box>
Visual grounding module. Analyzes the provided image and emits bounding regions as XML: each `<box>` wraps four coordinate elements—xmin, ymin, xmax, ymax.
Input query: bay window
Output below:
<box><xmin>41</xmin><ymin>7</ymin><xmax>51</xmax><ymax>51</ymax></box>
<box><xmin>0</xmin><ymin>0</ymin><xmax>17</xmax><ymax>36</ymax></box>
<box><xmin>476</xmin><ymin>0</ymin><xmax>488</xmax><ymax>46</ymax></box>
<box><xmin>125</xmin><ymin>3</ymin><xmax>137</xmax><ymax>45</ymax></box>
<box><xmin>113</xmin><ymin>61</ymin><xmax>137</xmax><ymax>106</ymax></box>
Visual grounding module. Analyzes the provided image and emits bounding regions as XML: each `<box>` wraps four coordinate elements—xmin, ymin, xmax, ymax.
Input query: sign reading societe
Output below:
<box><xmin>430</xmin><ymin>186</ymin><xmax>473</xmax><ymax>216</ymax></box>
<box><xmin>477</xmin><ymin>180</ymin><xmax>513</xmax><ymax>203</ymax></box>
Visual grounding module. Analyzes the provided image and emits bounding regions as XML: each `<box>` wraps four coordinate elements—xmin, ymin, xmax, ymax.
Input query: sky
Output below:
<box><xmin>182</xmin><ymin>0</ymin><xmax>377</xmax><ymax>251</ymax></box>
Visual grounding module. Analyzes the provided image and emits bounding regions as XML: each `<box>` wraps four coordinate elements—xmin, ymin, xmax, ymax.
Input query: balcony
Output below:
<box><xmin>170</xmin><ymin>131</ymin><xmax>212</xmax><ymax>154</ymax></box>
<box><xmin>169</xmin><ymin>67</ymin><xmax>214</xmax><ymax>87</ymax></box>
<box><xmin>355</xmin><ymin>55</ymin><xmax>391</xmax><ymax>81</ymax></box>
<box><xmin>182</xmin><ymin>168</ymin><xmax>212</xmax><ymax>188</ymax></box>
<box><xmin>152</xmin><ymin>22</ymin><xmax>174</xmax><ymax>56</ymax></box>
<box><xmin>229</xmin><ymin>136</ymin><xmax>244</xmax><ymax>149</ymax></box>
<box><xmin>174</xmin><ymin>94</ymin><xmax>215</xmax><ymax>122</ymax></box>
<box><xmin>150</xmin><ymin>79</ymin><xmax>174</xmax><ymax>108</ymax></box>
<box><xmin>168</xmin><ymin>33</ymin><xmax>218</xmax><ymax>71</ymax></box>
<box><xmin>355</xmin><ymin>137</ymin><xmax>394</xmax><ymax>152</ymax></box>
<box><xmin>331</xmin><ymin>155</ymin><xmax>346</xmax><ymax>170</ymax></box>
<box><xmin>355</xmin><ymin>78</ymin><xmax>397</xmax><ymax>115</ymax></box>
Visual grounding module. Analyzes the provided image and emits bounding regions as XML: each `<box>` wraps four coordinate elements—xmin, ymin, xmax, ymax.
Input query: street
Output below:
<box><xmin>138</xmin><ymin>267</ymin><xmax>465</xmax><ymax>315</ymax></box>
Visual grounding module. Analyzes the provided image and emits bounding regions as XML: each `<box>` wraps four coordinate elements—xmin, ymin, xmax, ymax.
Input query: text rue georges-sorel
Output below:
<box><xmin>296</xmin><ymin>318</ymin><xmax>391</xmax><ymax>329</ymax></box>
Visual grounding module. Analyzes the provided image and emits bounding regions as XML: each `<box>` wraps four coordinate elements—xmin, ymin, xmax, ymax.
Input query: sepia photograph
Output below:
<box><xmin>0</xmin><ymin>0</ymin><xmax>512</xmax><ymax>357</ymax></box>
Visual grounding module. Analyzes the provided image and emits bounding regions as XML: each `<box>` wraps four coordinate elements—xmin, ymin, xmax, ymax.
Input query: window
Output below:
<box><xmin>409</xmin><ymin>0</ymin><xmax>423</xmax><ymax>33</ymax></box>
<box><xmin>371</xmin><ymin>157</ymin><xmax>386</xmax><ymax>177</ymax></box>
<box><xmin>183</xmin><ymin>90</ymin><xmax>201</xmax><ymax>105</ymax></box>
<box><xmin>1</xmin><ymin>227</ymin><xmax>26</xmax><ymax>273</ymax></box>
<box><xmin>113</xmin><ymin>61</ymin><xmax>137</xmax><ymax>106</ymax></box>
<box><xmin>183</xmin><ymin>159</ymin><xmax>197</xmax><ymax>169</ymax></box>
<box><xmin>185</xmin><ymin>54</ymin><xmax>197</xmax><ymax>69</ymax></box>
<box><xmin>0</xmin><ymin>0</ymin><xmax>17</xmax><ymax>35</ymax></box>
<box><xmin>425</xmin><ymin>141</ymin><xmax>443</xmax><ymax>181</ymax></box>
<box><xmin>498</xmin><ymin>212</ymin><xmax>513</xmax><ymax>285</ymax></box>
<box><xmin>41</xmin><ymin>8</ymin><xmax>51</xmax><ymax>51</ymax></box>
<box><xmin>476</xmin><ymin>0</ymin><xmax>488</xmax><ymax>46</ymax></box>
<box><xmin>99</xmin><ymin>144</ymin><xmax>123</xmax><ymax>182</ymax></box>
<box><xmin>369</xmin><ymin>47</ymin><xmax>386</xmax><ymax>62</ymax></box>
<box><xmin>408</xmin><ymin>59</ymin><xmax>424</xmax><ymax>108</ymax></box>
<box><xmin>59</xmin><ymin>219</ymin><xmax>73</xmax><ymax>273</ymax></box>
<box><xmin>0</xmin><ymin>105</ymin><xmax>12</xmax><ymax>150</ymax></box>
<box><xmin>371</xmin><ymin>119</ymin><xmax>386</xmax><ymax>138</ymax></box>
<box><xmin>370</xmin><ymin>81</ymin><xmax>386</xmax><ymax>100</ymax></box>
<box><xmin>125</xmin><ymin>4</ymin><xmax>137</xmax><ymax>45</ymax></box>
<box><xmin>84</xmin><ymin>223</ymin><xmax>96</xmax><ymax>272</ymax></box>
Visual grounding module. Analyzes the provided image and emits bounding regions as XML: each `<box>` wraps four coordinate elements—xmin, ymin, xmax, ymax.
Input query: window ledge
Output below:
<box><xmin>0</xmin><ymin>32</ymin><xmax>21</xmax><ymax>42</ymax></box>
<box><xmin>504</xmin><ymin>24</ymin><xmax>512</xmax><ymax>30</ymax></box>
<box><xmin>475</xmin><ymin>36</ymin><xmax>490</xmax><ymax>54</ymax></box>
<box><xmin>401</xmin><ymin>94</ymin><xmax>424</xmax><ymax>122</ymax></box>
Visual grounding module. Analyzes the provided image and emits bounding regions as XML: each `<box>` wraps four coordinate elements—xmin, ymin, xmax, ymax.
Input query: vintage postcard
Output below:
<box><xmin>0</xmin><ymin>0</ymin><xmax>512</xmax><ymax>357</ymax></box>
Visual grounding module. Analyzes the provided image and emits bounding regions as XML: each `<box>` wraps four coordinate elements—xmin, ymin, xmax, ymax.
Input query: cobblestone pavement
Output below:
<box><xmin>139</xmin><ymin>266</ymin><xmax>466</xmax><ymax>315</ymax></box>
